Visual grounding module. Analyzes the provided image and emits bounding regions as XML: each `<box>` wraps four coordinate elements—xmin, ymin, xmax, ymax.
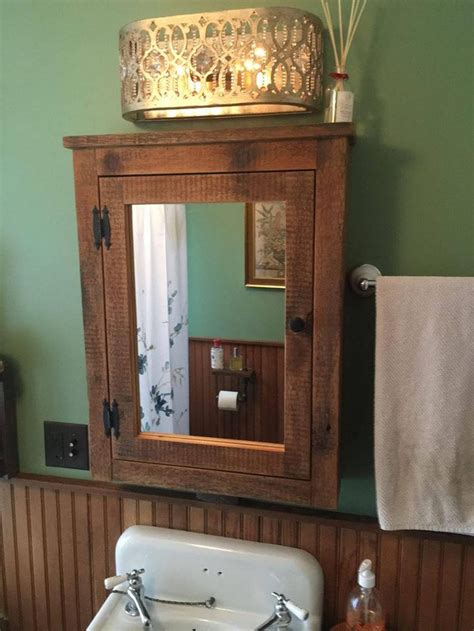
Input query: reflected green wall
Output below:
<box><xmin>187</xmin><ymin>204</ymin><xmax>284</xmax><ymax>342</ymax></box>
<box><xmin>1</xmin><ymin>1</ymin><xmax>473</xmax><ymax>517</ymax></box>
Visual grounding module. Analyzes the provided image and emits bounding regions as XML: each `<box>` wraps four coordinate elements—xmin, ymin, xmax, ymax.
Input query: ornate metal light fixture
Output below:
<box><xmin>120</xmin><ymin>7</ymin><xmax>323</xmax><ymax>121</ymax></box>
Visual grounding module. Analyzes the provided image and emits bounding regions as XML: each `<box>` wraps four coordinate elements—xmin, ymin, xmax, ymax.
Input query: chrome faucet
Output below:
<box><xmin>255</xmin><ymin>592</ymin><xmax>309</xmax><ymax>630</ymax></box>
<box><xmin>105</xmin><ymin>568</ymin><xmax>152</xmax><ymax>629</ymax></box>
<box><xmin>125</xmin><ymin>569</ymin><xmax>153</xmax><ymax>628</ymax></box>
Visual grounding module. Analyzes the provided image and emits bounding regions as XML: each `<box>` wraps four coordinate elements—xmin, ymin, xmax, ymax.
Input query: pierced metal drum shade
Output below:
<box><xmin>120</xmin><ymin>7</ymin><xmax>323</xmax><ymax>121</ymax></box>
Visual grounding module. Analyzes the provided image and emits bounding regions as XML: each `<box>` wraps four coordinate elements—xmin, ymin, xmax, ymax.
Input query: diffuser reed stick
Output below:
<box><xmin>320</xmin><ymin>0</ymin><xmax>368</xmax><ymax>70</ymax></box>
<box><xmin>320</xmin><ymin>0</ymin><xmax>368</xmax><ymax>122</ymax></box>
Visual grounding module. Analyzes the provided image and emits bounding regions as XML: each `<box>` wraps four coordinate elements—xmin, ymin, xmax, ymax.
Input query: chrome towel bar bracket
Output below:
<box><xmin>349</xmin><ymin>264</ymin><xmax>382</xmax><ymax>297</ymax></box>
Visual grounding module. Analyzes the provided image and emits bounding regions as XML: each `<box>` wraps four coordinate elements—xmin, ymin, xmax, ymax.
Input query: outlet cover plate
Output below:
<box><xmin>44</xmin><ymin>421</ymin><xmax>89</xmax><ymax>470</ymax></box>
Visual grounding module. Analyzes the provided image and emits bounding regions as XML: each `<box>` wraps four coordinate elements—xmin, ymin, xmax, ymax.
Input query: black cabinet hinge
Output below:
<box><xmin>102</xmin><ymin>398</ymin><xmax>119</xmax><ymax>438</ymax></box>
<box><xmin>92</xmin><ymin>206</ymin><xmax>112</xmax><ymax>250</ymax></box>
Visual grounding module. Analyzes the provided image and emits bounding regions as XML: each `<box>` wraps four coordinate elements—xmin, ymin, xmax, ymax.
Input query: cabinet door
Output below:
<box><xmin>100</xmin><ymin>171</ymin><xmax>314</xmax><ymax>480</ymax></box>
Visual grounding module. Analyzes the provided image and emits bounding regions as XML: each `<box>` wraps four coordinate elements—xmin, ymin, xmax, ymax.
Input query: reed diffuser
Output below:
<box><xmin>320</xmin><ymin>0</ymin><xmax>368</xmax><ymax>122</ymax></box>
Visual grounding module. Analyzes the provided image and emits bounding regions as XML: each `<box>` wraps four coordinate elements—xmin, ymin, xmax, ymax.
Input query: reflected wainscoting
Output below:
<box><xmin>0</xmin><ymin>476</ymin><xmax>473</xmax><ymax>631</ymax></box>
<box><xmin>189</xmin><ymin>337</ymin><xmax>284</xmax><ymax>443</ymax></box>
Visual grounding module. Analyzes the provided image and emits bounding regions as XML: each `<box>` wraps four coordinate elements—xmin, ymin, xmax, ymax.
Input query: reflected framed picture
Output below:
<box><xmin>245</xmin><ymin>201</ymin><xmax>286</xmax><ymax>288</ymax></box>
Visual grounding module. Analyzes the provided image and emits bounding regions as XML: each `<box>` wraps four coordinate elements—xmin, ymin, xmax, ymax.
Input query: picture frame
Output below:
<box><xmin>245</xmin><ymin>201</ymin><xmax>286</xmax><ymax>288</ymax></box>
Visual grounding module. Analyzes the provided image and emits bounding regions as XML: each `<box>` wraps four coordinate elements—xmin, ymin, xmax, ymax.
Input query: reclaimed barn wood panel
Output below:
<box><xmin>63</xmin><ymin>124</ymin><xmax>353</xmax><ymax>150</ymax></box>
<box><xmin>189</xmin><ymin>338</ymin><xmax>284</xmax><ymax>443</ymax></box>
<box><xmin>1</xmin><ymin>476</ymin><xmax>472</xmax><ymax>631</ymax></box>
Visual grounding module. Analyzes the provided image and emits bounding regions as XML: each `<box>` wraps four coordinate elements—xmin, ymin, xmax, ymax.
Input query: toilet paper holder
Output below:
<box><xmin>212</xmin><ymin>368</ymin><xmax>256</xmax><ymax>403</ymax></box>
<box><xmin>216</xmin><ymin>391</ymin><xmax>247</xmax><ymax>405</ymax></box>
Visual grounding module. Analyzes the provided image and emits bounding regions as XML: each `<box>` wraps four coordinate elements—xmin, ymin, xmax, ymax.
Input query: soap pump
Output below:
<box><xmin>346</xmin><ymin>559</ymin><xmax>385</xmax><ymax>631</ymax></box>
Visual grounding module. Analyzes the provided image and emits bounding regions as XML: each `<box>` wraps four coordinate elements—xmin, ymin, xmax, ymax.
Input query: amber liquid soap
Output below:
<box><xmin>229</xmin><ymin>346</ymin><xmax>243</xmax><ymax>371</ymax></box>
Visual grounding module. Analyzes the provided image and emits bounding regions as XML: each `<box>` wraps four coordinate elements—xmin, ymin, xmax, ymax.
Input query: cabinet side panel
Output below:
<box><xmin>311</xmin><ymin>137</ymin><xmax>349</xmax><ymax>508</ymax></box>
<box><xmin>72</xmin><ymin>149</ymin><xmax>111</xmax><ymax>480</ymax></box>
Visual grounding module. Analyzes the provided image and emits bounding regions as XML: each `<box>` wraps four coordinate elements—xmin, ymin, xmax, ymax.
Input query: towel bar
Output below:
<box><xmin>349</xmin><ymin>264</ymin><xmax>382</xmax><ymax>296</ymax></box>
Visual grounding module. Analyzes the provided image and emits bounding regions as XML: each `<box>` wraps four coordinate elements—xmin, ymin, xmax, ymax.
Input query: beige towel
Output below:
<box><xmin>375</xmin><ymin>277</ymin><xmax>474</xmax><ymax>535</ymax></box>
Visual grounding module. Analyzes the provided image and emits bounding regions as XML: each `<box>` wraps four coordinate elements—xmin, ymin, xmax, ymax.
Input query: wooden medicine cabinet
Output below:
<box><xmin>64</xmin><ymin>125</ymin><xmax>352</xmax><ymax>509</ymax></box>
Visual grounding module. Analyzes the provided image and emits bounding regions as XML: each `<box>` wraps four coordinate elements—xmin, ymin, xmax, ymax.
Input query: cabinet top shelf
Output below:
<box><xmin>63</xmin><ymin>123</ymin><xmax>354</xmax><ymax>149</ymax></box>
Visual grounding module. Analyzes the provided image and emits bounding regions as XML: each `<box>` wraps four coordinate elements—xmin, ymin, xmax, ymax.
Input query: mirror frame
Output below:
<box><xmin>100</xmin><ymin>172</ymin><xmax>313</xmax><ymax>479</ymax></box>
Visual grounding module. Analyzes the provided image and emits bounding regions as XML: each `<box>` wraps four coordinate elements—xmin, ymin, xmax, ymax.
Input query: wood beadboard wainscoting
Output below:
<box><xmin>189</xmin><ymin>338</ymin><xmax>284</xmax><ymax>443</ymax></box>
<box><xmin>0</xmin><ymin>476</ymin><xmax>472</xmax><ymax>631</ymax></box>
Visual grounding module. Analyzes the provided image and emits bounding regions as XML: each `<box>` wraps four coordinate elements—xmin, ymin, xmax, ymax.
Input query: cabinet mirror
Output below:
<box><xmin>132</xmin><ymin>201</ymin><xmax>285</xmax><ymax>443</ymax></box>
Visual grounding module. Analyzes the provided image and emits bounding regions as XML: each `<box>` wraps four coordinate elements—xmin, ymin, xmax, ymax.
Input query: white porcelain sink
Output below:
<box><xmin>87</xmin><ymin>525</ymin><xmax>323</xmax><ymax>630</ymax></box>
<box><xmin>88</xmin><ymin>595</ymin><xmax>263</xmax><ymax>630</ymax></box>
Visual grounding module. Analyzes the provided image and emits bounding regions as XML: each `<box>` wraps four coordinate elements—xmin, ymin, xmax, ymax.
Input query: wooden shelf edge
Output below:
<box><xmin>63</xmin><ymin>123</ymin><xmax>354</xmax><ymax>149</ymax></box>
<box><xmin>211</xmin><ymin>368</ymin><xmax>256</xmax><ymax>380</ymax></box>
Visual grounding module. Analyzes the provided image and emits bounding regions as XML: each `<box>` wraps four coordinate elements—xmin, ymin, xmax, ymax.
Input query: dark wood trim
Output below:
<box><xmin>72</xmin><ymin>150</ymin><xmax>111</xmax><ymax>480</ymax></box>
<box><xmin>63</xmin><ymin>123</ymin><xmax>354</xmax><ymax>149</ymax></box>
<box><xmin>94</xmin><ymin>139</ymin><xmax>318</xmax><ymax>176</ymax></box>
<box><xmin>112</xmin><ymin>459</ymin><xmax>314</xmax><ymax>505</ymax></box>
<box><xmin>0</xmin><ymin>364</ymin><xmax>19</xmax><ymax>478</ymax></box>
<box><xmin>310</xmin><ymin>137</ymin><xmax>350</xmax><ymax>508</ymax></box>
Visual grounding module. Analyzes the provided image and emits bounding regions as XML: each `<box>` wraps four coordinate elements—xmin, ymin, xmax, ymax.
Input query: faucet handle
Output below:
<box><xmin>271</xmin><ymin>592</ymin><xmax>309</xmax><ymax>622</ymax></box>
<box><xmin>105</xmin><ymin>568</ymin><xmax>145</xmax><ymax>590</ymax></box>
<box><xmin>105</xmin><ymin>573</ymin><xmax>129</xmax><ymax>590</ymax></box>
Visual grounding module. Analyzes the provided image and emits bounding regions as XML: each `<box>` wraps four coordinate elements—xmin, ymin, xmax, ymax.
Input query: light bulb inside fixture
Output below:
<box><xmin>189</xmin><ymin>77</ymin><xmax>201</xmax><ymax>92</ymax></box>
<box><xmin>256</xmin><ymin>70</ymin><xmax>270</xmax><ymax>89</ymax></box>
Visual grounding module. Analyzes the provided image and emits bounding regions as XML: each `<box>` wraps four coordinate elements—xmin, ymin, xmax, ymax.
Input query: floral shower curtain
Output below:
<box><xmin>132</xmin><ymin>204</ymin><xmax>189</xmax><ymax>435</ymax></box>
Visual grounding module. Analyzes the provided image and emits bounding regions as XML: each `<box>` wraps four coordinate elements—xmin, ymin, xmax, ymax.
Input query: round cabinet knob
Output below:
<box><xmin>68</xmin><ymin>448</ymin><xmax>78</xmax><ymax>458</ymax></box>
<box><xmin>289</xmin><ymin>317</ymin><xmax>305</xmax><ymax>333</ymax></box>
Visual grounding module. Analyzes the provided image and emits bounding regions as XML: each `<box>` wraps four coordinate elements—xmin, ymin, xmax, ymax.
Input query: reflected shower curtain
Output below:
<box><xmin>133</xmin><ymin>204</ymin><xmax>189</xmax><ymax>434</ymax></box>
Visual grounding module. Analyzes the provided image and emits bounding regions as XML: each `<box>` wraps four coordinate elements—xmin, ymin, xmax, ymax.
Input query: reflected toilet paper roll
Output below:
<box><xmin>217</xmin><ymin>390</ymin><xmax>239</xmax><ymax>412</ymax></box>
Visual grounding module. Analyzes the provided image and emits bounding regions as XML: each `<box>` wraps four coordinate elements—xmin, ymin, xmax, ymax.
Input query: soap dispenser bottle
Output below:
<box><xmin>346</xmin><ymin>559</ymin><xmax>385</xmax><ymax>631</ymax></box>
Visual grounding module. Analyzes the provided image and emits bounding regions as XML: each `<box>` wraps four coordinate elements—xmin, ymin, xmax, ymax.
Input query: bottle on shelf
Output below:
<box><xmin>324</xmin><ymin>68</ymin><xmax>354</xmax><ymax>123</ymax></box>
<box><xmin>210</xmin><ymin>339</ymin><xmax>224</xmax><ymax>370</ymax></box>
<box><xmin>229</xmin><ymin>346</ymin><xmax>243</xmax><ymax>371</ymax></box>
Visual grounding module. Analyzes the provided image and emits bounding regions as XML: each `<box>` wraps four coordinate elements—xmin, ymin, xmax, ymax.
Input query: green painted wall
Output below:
<box><xmin>1</xmin><ymin>1</ymin><xmax>473</xmax><ymax>516</ymax></box>
<box><xmin>187</xmin><ymin>203</ymin><xmax>284</xmax><ymax>341</ymax></box>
